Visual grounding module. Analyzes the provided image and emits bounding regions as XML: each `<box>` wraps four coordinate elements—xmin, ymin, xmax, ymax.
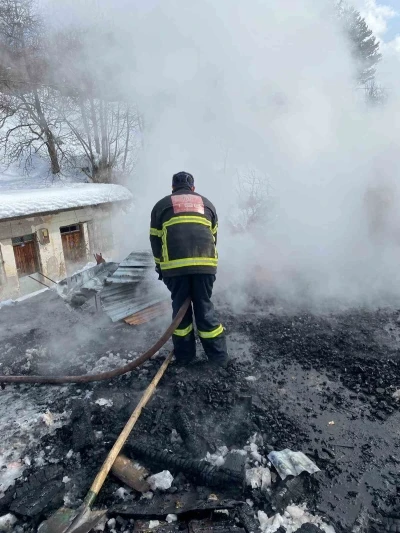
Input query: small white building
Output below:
<box><xmin>0</xmin><ymin>183</ymin><xmax>132</xmax><ymax>299</ymax></box>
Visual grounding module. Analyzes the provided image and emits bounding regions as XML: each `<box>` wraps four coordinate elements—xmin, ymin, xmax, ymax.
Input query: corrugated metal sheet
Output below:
<box><xmin>106</xmin><ymin>251</ymin><xmax>154</xmax><ymax>284</ymax></box>
<box><xmin>100</xmin><ymin>283</ymin><xmax>166</xmax><ymax>322</ymax></box>
<box><xmin>100</xmin><ymin>250</ymin><xmax>168</xmax><ymax>322</ymax></box>
<box><xmin>56</xmin><ymin>262</ymin><xmax>118</xmax><ymax>299</ymax></box>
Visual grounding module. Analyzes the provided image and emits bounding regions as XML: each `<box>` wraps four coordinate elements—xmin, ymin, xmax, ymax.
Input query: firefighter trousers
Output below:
<box><xmin>163</xmin><ymin>274</ymin><xmax>228</xmax><ymax>364</ymax></box>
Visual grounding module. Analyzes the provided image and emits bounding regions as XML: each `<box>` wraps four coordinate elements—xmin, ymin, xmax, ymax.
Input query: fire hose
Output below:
<box><xmin>0</xmin><ymin>298</ymin><xmax>190</xmax><ymax>385</ymax></box>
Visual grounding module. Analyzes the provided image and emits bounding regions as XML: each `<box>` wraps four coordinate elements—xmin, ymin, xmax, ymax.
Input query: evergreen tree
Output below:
<box><xmin>337</xmin><ymin>1</ymin><xmax>382</xmax><ymax>85</ymax></box>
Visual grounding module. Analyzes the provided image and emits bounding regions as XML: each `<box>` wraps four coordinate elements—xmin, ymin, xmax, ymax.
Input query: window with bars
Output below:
<box><xmin>60</xmin><ymin>225</ymin><xmax>80</xmax><ymax>234</ymax></box>
<box><xmin>12</xmin><ymin>234</ymin><xmax>35</xmax><ymax>246</ymax></box>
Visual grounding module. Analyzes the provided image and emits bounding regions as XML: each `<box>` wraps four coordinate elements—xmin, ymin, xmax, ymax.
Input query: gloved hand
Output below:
<box><xmin>155</xmin><ymin>265</ymin><xmax>163</xmax><ymax>281</ymax></box>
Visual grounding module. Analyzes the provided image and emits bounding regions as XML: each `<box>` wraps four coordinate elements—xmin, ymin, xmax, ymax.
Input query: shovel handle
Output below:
<box><xmin>84</xmin><ymin>351</ymin><xmax>173</xmax><ymax>507</ymax></box>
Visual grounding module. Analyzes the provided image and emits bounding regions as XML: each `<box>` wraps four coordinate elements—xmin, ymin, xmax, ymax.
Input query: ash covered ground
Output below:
<box><xmin>0</xmin><ymin>289</ymin><xmax>400</xmax><ymax>532</ymax></box>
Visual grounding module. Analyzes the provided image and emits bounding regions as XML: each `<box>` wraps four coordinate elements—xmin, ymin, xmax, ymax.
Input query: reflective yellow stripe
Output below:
<box><xmin>161</xmin><ymin>257</ymin><xmax>218</xmax><ymax>270</ymax></box>
<box><xmin>173</xmin><ymin>323</ymin><xmax>194</xmax><ymax>337</ymax></box>
<box><xmin>212</xmin><ymin>223</ymin><xmax>218</xmax><ymax>234</ymax></box>
<box><xmin>150</xmin><ymin>227</ymin><xmax>163</xmax><ymax>237</ymax></box>
<box><xmin>163</xmin><ymin>216</ymin><xmax>212</xmax><ymax>229</ymax></box>
<box><xmin>162</xmin><ymin>227</ymin><xmax>169</xmax><ymax>262</ymax></box>
<box><xmin>154</xmin><ymin>257</ymin><xmax>160</xmax><ymax>264</ymax></box>
<box><xmin>160</xmin><ymin>216</ymin><xmax>214</xmax><ymax>266</ymax></box>
<box><xmin>198</xmin><ymin>325</ymin><xmax>224</xmax><ymax>339</ymax></box>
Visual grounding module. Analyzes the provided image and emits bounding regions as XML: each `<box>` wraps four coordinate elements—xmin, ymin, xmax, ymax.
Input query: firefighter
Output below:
<box><xmin>150</xmin><ymin>171</ymin><xmax>228</xmax><ymax>367</ymax></box>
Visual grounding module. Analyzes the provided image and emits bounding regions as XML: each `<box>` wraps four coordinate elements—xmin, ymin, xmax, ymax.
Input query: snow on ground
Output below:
<box><xmin>0</xmin><ymin>289</ymin><xmax>161</xmax><ymax>499</ymax></box>
<box><xmin>0</xmin><ymin>384</ymin><xmax>71</xmax><ymax>497</ymax></box>
<box><xmin>0</xmin><ymin>288</ymin><xmax>49</xmax><ymax>310</ymax></box>
<box><xmin>0</xmin><ymin>513</ymin><xmax>17</xmax><ymax>531</ymax></box>
<box><xmin>0</xmin><ymin>183</ymin><xmax>133</xmax><ymax>219</ymax></box>
<box><xmin>258</xmin><ymin>505</ymin><xmax>335</xmax><ymax>533</ymax></box>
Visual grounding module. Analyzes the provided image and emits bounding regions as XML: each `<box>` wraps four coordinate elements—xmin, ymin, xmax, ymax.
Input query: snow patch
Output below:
<box><xmin>258</xmin><ymin>511</ymin><xmax>284</xmax><ymax>533</ymax></box>
<box><xmin>0</xmin><ymin>300</ymin><xmax>15</xmax><ymax>310</ymax></box>
<box><xmin>0</xmin><ymin>183</ymin><xmax>132</xmax><ymax>219</ymax></box>
<box><xmin>248</xmin><ymin>442</ymin><xmax>264</xmax><ymax>463</ymax></box>
<box><xmin>392</xmin><ymin>389</ymin><xmax>400</xmax><ymax>401</ymax></box>
<box><xmin>0</xmin><ymin>462</ymin><xmax>23</xmax><ymax>499</ymax></box>
<box><xmin>91</xmin><ymin>353</ymin><xmax>130</xmax><ymax>373</ymax></box>
<box><xmin>246</xmin><ymin>466</ymin><xmax>272</xmax><ymax>490</ymax></box>
<box><xmin>107</xmin><ymin>518</ymin><xmax>116</xmax><ymax>529</ymax></box>
<box><xmin>0</xmin><ymin>513</ymin><xmax>17</xmax><ymax>531</ymax></box>
<box><xmin>95</xmin><ymin>398</ymin><xmax>113</xmax><ymax>407</ymax></box>
<box><xmin>41</xmin><ymin>411</ymin><xmax>54</xmax><ymax>426</ymax></box>
<box><xmin>0</xmin><ymin>386</ymin><xmax>70</xmax><ymax>496</ymax></box>
<box><xmin>258</xmin><ymin>504</ymin><xmax>335</xmax><ymax>533</ymax></box>
<box><xmin>244</xmin><ymin>434</ymin><xmax>266</xmax><ymax>465</ymax></box>
<box><xmin>115</xmin><ymin>487</ymin><xmax>130</xmax><ymax>500</ymax></box>
<box><xmin>34</xmin><ymin>450</ymin><xmax>46</xmax><ymax>467</ymax></box>
<box><xmin>148</xmin><ymin>471</ymin><xmax>174</xmax><ymax>491</ymax></box>
<box><xmin>0</xmin><ymin>288</ymin><xmax>49</xmax><ymax>309</ymax></box>
<box><xmin>205</xmin><ymin>446</ymin><xmax>229</xmax><ymax>467</ymax></box>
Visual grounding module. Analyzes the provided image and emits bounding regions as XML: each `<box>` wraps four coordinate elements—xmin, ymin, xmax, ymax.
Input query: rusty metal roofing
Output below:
<box><xmin>124</xmin><ymin>301</ymin><xmax>170</xmax><ymax>325</ymax></box>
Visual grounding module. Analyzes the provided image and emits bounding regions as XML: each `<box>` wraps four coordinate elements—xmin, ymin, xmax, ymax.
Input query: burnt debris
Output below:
<box><xmin>125</xmin><ymin>442</ymin><xmax>245</xmax><ymax>493</ymax></box>
<box><xmin>1</xmin><ymin>290</ymin><xmax>400</xmax><ymax>532</ymax></box>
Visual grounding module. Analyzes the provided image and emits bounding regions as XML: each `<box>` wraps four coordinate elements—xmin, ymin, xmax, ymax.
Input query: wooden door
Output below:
<box><xmin>13</xmin><ymin>241</ymin><xmax>38</xmax><ymax>277</ymax></box>
<box><xmin>61</xmin><ymin>227</ymin><xmax>85</xmax><ymax>263</ymax></box>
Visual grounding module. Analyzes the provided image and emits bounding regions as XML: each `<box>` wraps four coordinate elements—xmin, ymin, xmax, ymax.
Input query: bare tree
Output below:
<box><xmin>48</xmin><ymin>28</ymin><xmax>142</xmax><ymax>182</ymax></box>
<box><xmin>0</xmin><ymin>3</ymin><xmax>142</xmax><ymax>181</ymax></box>
<box><xmin>364</xmin><ymin>80</ymin><xmax>388</xmax><ymax>106</ymax></box>
<box><xmin>58</xmin><ymin>96</ymin><xmax>141</xmax><ymax>183</ymax></box>
<box><xmin>0</xmin><ymin>0</ymin><xmax>62</xmax><ymax>174</ymax></box>
<box><xmin>229</xmin><ymin>167</ymin><xmax>276</xmax><ymax>233</ymax></box>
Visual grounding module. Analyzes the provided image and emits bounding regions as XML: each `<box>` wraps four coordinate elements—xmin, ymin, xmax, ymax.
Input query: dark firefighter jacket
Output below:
<box><xmin>150</xmin><ymin>185</ymin><xmax>218</xmax><ymax>277</ymax></box>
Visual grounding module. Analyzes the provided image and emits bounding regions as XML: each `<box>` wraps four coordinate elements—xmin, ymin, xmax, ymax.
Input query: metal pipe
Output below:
<box><xmin>38</xmin><ymin>272</ymin><xmax>57</xmax><ymax>284</ymax></box>
<box><xmin>28</xmin><ymin>276</ymin><xmax>50</xmax><ymax>289</ymax></box>
<box><xmin>0</xmin><ymin>298</ymin><xmax>190</xmax><ymax>385</ymax></box>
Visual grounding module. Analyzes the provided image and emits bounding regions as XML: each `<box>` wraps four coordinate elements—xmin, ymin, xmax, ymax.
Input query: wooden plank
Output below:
<box><xmin>124</xmin><ymin>302</ymin><xmax>170</xmax><ymax>326</ymax></box>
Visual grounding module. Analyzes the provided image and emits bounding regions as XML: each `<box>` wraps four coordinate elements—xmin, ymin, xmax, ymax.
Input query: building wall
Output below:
<box><xmin>0</xmin><ymin>204</ymin><xmax>117</xmax><ymax>300</ymax></box>
<box><xmin>0</xmin><ymin>238</ymin><xmax>18</xmax><ymax>297</ymax></box>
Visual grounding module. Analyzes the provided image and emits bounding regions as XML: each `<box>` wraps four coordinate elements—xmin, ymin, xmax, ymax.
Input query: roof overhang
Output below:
<box><xmin>0</xmin><ymin>199</ymin><xmax>132</xmax><ymax>224</ymax></box>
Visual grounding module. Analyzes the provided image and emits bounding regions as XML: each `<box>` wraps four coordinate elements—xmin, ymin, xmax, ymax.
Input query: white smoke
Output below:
<box><xmin>47</xmin><ymin>0</ymin><xmax>400</xmax><ymax>308</ymax></box>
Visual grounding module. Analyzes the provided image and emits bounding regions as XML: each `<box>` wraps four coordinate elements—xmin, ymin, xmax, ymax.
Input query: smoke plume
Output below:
<box><xmin>47</xmin><ymin>0</ymin><xmax>400</xmax><ymax>309</ymax></box>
